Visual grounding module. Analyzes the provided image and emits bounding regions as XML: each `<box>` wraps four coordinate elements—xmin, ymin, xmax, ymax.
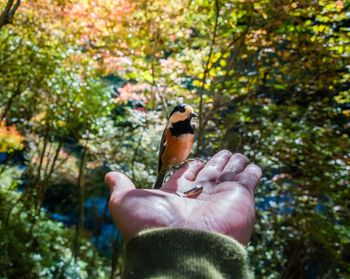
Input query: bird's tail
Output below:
<box><xmin>154</xmin><ymin>169</ymin><xmax>167</xmax><ymax>189</ymax></box>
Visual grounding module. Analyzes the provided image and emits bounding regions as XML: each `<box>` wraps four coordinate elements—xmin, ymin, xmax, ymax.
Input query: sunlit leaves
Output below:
<box><xmin>0</xmin><ymin>169</ymin><xmax>109</xmax><ymax>278</ymax></box>
<box><xmin>1</xmin><ymin>0</ymin><xmax>349</xmax><ymax>277</ymax></box>
<box><xmin>0</xmin><ymin>121</ymin><xmax>23</xmax><ymax>152</ymax></box>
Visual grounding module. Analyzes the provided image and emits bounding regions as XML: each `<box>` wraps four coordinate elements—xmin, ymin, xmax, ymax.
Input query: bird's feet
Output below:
<box><xmin>170</xmin><ymin>158</ymin><xmax>206</xmax><ymax>175</ymax></box>
<box><xmin>182</xmin><ymin>158</ymin><xmax>205</xmax><ymax>166</ymax></box>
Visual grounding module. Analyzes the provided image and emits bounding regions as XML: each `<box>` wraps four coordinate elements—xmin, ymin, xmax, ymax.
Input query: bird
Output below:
<box><xmin>154</xmin><ymin>104</ymin><xmax>198</xmax><ymax>189</ymax></box>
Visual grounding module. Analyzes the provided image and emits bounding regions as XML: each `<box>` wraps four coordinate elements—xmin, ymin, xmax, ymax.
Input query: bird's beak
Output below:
<box><xmin>190</xmin><ymin>112</ymin><xmax>198</xmax><ymax>118</ymax></box>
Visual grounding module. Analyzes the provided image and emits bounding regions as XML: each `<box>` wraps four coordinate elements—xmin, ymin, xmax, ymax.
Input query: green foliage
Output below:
<box><xmin>0</xmin><ymin>168</ymin><xmax>109</xmax><ymax>278</ymax></box>
<box><xmin>89</xmin><ymin>108</ymin><xmax>163</xmax><ymax>188</ymax></box>
<box><xmin>0</xmin><ymin>122</ymin><xmax>23</xmax><ymax>152</ymax></box>
<box><xmin>0</xmin><ymin>0</ymin><xmax>349</xmax><ymax>277</ymax></box>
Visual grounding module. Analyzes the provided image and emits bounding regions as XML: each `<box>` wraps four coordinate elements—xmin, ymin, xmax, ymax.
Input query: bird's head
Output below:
<box><xmin>168</xmin><ymin>104</ymin><xmax>197</xmax><ymax>125</ymax></box>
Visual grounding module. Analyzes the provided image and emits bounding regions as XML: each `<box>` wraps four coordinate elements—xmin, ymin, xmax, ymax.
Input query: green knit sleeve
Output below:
<box><xmin>122</xmin><ymin>228</ymin><xmax>254</xmax><ymax>279</ymax></box>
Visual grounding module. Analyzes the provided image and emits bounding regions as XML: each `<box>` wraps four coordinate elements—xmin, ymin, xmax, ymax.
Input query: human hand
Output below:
<box><xmin>105</xmin><ymin>150</ymin><xmax>262</xmax><ymax>245</ymax></box>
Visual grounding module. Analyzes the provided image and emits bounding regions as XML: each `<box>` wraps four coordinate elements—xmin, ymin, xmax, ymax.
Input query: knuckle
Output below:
<box><xmin>218</xmin><ymin>171</ymin><xmax>234</xmax><ymax>182</ymax></box>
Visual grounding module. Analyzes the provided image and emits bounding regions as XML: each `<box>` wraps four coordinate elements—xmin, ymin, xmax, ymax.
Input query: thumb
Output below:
<box><xmin>105</xmin><ymin>171</ymin><xmax>135</xmax><ymax>195</ymax></box>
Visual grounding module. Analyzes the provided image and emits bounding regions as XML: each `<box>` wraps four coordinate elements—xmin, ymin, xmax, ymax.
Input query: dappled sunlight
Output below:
<box><xmin>0</xmin><ymin>0</ymin><xmax>349</xmax><ymax>277</ymax></box>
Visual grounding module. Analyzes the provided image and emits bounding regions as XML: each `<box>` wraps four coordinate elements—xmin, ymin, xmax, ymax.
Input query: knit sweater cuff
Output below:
<box><xmin>122</xmin><ymin>228</ymin><xmax>253</xmax><ymax>279</ymax></box>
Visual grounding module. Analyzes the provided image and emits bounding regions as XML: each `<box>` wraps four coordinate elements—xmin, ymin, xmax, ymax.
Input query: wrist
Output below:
<box><xmin>122</xmin><ymin>228</ymin><xmax>253</xmax><ymax>278</ymax></box>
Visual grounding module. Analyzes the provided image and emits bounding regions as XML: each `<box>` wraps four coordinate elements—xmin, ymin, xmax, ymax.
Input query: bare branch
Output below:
<box><xmin>196</xmin><ymin>0</ymin><xmax>220</xmax><ymax>155</ymax></box>
<box><xmin>0</xmin><ymin>0</ymin><xmax>21</xmax><ymax>30</ymax></box>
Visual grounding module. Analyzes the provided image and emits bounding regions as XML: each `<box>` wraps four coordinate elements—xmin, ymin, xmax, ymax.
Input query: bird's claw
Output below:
<box><xmin>183</xmin><ymin>158</ymin><xmax>205</xmax><ymax>166</ymax></box>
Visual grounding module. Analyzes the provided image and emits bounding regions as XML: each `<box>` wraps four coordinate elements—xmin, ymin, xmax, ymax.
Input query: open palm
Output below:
<box><xmin>106</xmin><ymin>150</ymin><xmax>262</xmax><ymax>245</ymax></box>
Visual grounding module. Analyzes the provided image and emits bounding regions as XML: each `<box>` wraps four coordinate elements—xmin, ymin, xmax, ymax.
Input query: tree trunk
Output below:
<box><xmin>0</xmin><ymin>81</ymin><xmax>22</xmax><ymax>123</ymax></box>
<box><xmin>73</xmin><ymin>138</ymin><xmax>89</xmax><ymax>262</ymax></box>
<box><xmin>0</xmin><ymin>0</ymin><xmax>21</xmax><ymax>30</ymax></box>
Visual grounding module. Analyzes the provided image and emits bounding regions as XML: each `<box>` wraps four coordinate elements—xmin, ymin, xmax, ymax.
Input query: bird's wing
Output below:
<box><xmin>158</xmin><ymin>129</ymin><xmax>167</xmax><ymax>173</ymax></box>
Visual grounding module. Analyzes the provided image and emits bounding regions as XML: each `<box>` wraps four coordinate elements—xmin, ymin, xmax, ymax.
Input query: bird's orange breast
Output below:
<box><xmin>162</xmin><ymin>130</ymin><xmax>194</xmax><ymax>168</ymax></box>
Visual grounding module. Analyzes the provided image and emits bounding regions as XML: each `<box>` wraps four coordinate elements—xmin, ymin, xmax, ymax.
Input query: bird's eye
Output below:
<box><xmin>179</xmin><ymin>107</ymin><xmax>185</xmax><ymax>113</ymax></box>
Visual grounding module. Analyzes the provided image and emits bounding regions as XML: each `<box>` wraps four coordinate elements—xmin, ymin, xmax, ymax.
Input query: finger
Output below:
<box><xmin>196</xmin><ymin>150</ymin><xmax>232</xmax><ymax>182</ymax></box>
<box><xmin>162</xmin><ymin>160</ymin><xmax>205</xmax><ymax>191</ymax></box>
<box><xmin>217</xmin><ymin>153</ymin><xmax>248</xmax><ymax>182</ymax></box>
<box><xmin>105</xmin><ymin>171</ymin><xmax>135</xmax><ymax>195</ymax></box>
<box><xmin>202</xmin><ymin>150</ymin><xmax>232</xmax><ymax>170</ymax></box>
<box><xmin>235</xmin><ymin>164</ymin><xmax>262</xmax><ymax>191</ymax></box>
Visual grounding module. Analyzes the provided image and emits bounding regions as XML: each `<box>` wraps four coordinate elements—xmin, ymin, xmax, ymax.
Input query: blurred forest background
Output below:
<box><xmin>0</xmin><ymin>0</ymin><xmax>349</xmax><ymax>278</ymax></box>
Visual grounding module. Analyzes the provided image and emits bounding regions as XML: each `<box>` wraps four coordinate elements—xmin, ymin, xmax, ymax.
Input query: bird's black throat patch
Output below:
<box><xmin>170</xmin><ymin>119</ymin><xmax>195</xmax><ymax>137</ymax></box>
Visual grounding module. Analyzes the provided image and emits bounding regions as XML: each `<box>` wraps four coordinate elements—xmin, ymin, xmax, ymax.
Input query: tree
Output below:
<box><xmin>1</xmin><ymin>0</ymin><xmax>349</xmax><ymax>277</ymax></box>
<box><xmin>0</xmin><ymin>0</ymin><xmax>21</xmax><ymax>30</ymax></box>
